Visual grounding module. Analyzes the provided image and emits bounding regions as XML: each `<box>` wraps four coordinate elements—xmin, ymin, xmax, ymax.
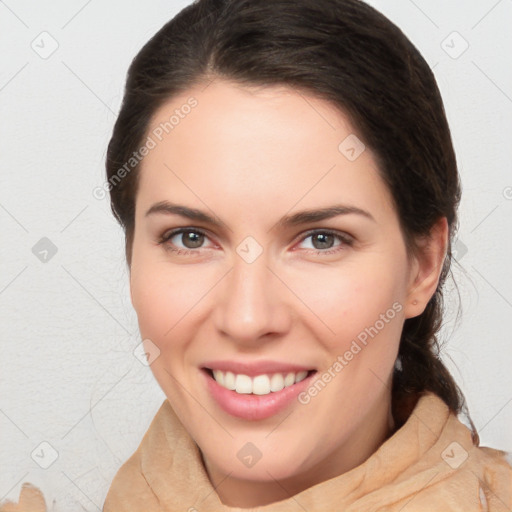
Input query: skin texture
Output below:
<box><xmin>129</xmin><ymin>79</ymin><xmax>448</xmax><ymax>508</ymax></box>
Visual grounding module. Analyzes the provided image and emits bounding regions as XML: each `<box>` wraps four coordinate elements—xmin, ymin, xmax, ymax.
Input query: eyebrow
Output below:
<box><xmin>145</xmin><ymin>200</ymin><xmax>375</xmax><ymax>230</ymax></box>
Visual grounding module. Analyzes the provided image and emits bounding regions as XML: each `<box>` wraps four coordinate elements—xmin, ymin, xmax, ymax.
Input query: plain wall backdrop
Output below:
<box><xmin>1</xmin><ymin>0</ymin><xmax>511</xmax><ymax>509</ymax></box>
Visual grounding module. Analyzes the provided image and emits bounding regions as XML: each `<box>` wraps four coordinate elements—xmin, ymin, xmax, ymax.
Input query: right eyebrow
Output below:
<box><xmin>145</xmin><ymin>201</ymin><xmax>229</xmax><ymax>230</ymax></box>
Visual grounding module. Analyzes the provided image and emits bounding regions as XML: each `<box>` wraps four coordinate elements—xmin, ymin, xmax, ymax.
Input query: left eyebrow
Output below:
<box><xmin>144</xmin><ymin>200</ymin><xmax>375</xmax><ymax>231</ymax></box>
<box><xmin>274</xmin><ymin>204</ymin><xmax>376</xmax><ymax>230</ymax></box>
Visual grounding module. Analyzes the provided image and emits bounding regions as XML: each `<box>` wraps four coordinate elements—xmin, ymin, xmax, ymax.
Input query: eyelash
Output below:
<box><xmin>157</xmin><ymin>227</ymin><xmax>354</xmax><ymax>257</ymax></box>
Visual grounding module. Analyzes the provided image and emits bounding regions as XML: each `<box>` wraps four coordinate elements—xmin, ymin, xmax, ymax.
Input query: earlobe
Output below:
<box><xmin>404</xmin><ymin>217</ymin><xmax>448</xmax><ymax>319</ymax></box>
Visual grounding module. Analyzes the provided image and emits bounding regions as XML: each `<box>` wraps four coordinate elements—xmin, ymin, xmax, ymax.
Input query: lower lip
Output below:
<box><xmin>202</xmin><ymin>369</ymin><xmax>316</xmax><ymax>421</ymax></box>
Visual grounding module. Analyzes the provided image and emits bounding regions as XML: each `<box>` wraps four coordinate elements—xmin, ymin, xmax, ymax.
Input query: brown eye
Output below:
<box><xmin>176</xmin><ymin>230</ymin><xmax>205</xmax><ymax>249</ymax></box>
<box><xmin>310</xmin><ymin>232</ymin><xmax>336</xmax><ymax>250</ymax></box>
<box><xmin>297</xmin><ymin>229</ymin><xmax>354</xmax><ymax>255</ymax></box>
<box><xmin>159</xmin><ymin>228</ymin><xmax>211</xmax><ymax>254</ymax></box>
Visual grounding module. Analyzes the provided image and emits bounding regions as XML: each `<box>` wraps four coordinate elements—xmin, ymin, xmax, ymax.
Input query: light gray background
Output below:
<box><xmin>1</xmin><ymin>0</ymin><xmax>511</xmax><ymax>510</ymax></box>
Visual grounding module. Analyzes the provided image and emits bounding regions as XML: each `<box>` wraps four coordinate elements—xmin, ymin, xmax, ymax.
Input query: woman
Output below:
<box><xmin>2</xmin><ymin>0</ymin><xmax>511</xmax><ymax>510</ymax></box>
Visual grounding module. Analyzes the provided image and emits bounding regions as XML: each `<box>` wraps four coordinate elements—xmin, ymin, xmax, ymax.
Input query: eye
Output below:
<box><xmin>158</xmin><ymin>227</ymin><xmax>213</xmax><ymax>255</ymax></box>
<box><xmin>158</xmin><ymin>227</ymin><xmax>354</xmax><ymax>257</ymax></box>
<box><xmin>295</xmin><ymin>229</ymin><xmax>354</xmax><ymax>255</ymax></box>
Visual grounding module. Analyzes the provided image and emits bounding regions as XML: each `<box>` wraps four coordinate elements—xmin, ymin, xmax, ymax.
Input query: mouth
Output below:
<box><xmin>201</xmin><ymin>365</ymin><xmax>317</xmax><ymax>421</ymax></box>
<box><xmin>203</xmin><ymin>368</ymin><xmax>315</xmax><ymax>395</ymax></box>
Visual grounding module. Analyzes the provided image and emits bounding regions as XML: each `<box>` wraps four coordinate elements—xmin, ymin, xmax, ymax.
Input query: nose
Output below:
<box><xmin>213</xmin><ymin>252</ymin><xmax>292</xmax><ymax>347</ymax></box>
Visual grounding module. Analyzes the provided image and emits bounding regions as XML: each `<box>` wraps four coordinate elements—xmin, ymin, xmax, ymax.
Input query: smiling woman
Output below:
<box><xmin>2</xmin><ymin>0</ymin><xmax>511</xmax><ymax>511</ymax></box>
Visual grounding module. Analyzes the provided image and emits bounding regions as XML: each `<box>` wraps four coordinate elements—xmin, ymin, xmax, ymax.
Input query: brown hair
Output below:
<box><xmin>106</xmin><ymin>0</ymin><xmax>475</xmax><ymax>435</ymax></box>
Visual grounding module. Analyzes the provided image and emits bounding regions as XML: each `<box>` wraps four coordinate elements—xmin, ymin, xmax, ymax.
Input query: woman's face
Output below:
<box><xmin>129</xmin><ymin>79</ymin><xmax>426</xmax><ymax>500</ymax></box>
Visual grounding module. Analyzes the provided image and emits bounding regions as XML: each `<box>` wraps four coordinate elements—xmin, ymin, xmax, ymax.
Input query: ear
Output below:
<box><xmin>403</xmin><ymin>217</ymin><xmax>448</xmax><ymax>319</ymax></box>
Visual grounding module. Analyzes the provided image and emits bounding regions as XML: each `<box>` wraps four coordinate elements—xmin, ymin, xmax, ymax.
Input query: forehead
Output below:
<box><xmin>136</xmin><ymin>79</ymin><xmax>395</xmax><ymax>225</ymax></box>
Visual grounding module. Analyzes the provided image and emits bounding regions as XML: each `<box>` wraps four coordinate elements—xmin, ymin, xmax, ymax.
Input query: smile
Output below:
<box><xmin>201</xmin><ymin>362</ymin><xmax>317</xmax><ymax>420</ymax></box>
<box><xmin>208</xmin><ymin>369</ymin><xmax>311</xmax><ymax>395</ymax></box>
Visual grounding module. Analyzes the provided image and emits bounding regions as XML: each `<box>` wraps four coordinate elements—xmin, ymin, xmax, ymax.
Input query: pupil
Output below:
<box><xmin>184</xmin><ymin>231</ymin><xmax>203</xmax><ymax>248</ymax></box>
<box><xmin>313</xmin><ymin>233</ymin><xmax>333</xmax><ymax>250</ymax></box>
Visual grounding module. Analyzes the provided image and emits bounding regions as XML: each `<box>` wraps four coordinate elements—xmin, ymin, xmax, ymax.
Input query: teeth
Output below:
<box><xmin>212</xmin><ymin>370</ymin><xmax>224</xmax><ymax>386</ymax></box>
<box><xmin>224</xmin><ymin>371</ymin><xmax>236</xmax><ymax>390</ymax></box>
<box><xmin>284</xmin><ymin>372</ymin><xmax>295</xmax><ymax>387</ymax></box>
<box><xmin>270</xmin><ymin>373</ymin><xmax>284</xmax><ymax>392</ymax></box>
<box><xmin>210</xmin><ymin>369</ymin><xmax>311</xmax><ymax>395</ymax></box>
<box><xmin>235</xmin><ymin>374</ymin><xmax>252</xmax><ymax>394</ymax></box>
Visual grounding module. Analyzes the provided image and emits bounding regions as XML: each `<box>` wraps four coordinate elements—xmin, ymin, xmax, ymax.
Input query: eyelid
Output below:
<box><xmin>294</xmin><ymin>228</ymin><xmax>354</xmax><ymax>245</ymax></box>
<box><xmin>159</xmin><ymin>226</ymin><xmax>354</xmax><ymax>255</ymax></box>
<box><xmin>160</xmin><ymin>226</ymin><xmax>216</xmax><ymax>249</ymax></box>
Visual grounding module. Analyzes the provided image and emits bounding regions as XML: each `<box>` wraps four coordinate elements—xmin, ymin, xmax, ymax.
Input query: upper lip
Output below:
<box><xmin>201</xmin><ymin>360</ymin><xmax>316</xmax><ymax>377</ymax></box>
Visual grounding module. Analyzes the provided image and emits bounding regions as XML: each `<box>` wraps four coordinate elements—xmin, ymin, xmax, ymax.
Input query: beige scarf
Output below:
<box><xmin>2</xmin><ymin>392</ymin><xmax>511</xmax><ymax>511</ymax></box>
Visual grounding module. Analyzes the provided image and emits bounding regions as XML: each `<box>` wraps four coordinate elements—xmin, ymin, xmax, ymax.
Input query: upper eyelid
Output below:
<box><xmin>161</xmin><ymin>227</ymin><xmax>353</xmax><ymax>248</ymax></box>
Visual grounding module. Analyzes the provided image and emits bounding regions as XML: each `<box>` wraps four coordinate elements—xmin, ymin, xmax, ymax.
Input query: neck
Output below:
<box><xmin>203</xmin><ymin>387</ymin><xmax>396</xmax><ymax>508</ymax></box>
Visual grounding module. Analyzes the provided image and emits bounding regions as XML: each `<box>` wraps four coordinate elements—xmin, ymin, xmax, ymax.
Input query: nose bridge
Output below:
<box><xmin>214</xmin><ymin>249</ymin><xmax>289</xmax><ymax>343</ymax></box>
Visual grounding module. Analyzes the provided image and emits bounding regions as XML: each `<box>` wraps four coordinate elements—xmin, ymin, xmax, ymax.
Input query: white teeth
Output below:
<box><xmin>295</xmin><ymin>370</ymin><xmax>308</xmax><ymax>383</ymax></box>
<box><xmin>210</xmin><ymin>369</ymin><xmax>311</xmax><ymax>395</ymax></box>
<box><xmin>252</xmin><ymin>375</ymin><xmax>271</xmax><ymax>395</ymax></box>
<box><xmin>235</xmin><ymin>374</ymin><xmax>252</xmax><ymax>394</ymax></box>
<box><xmin>269</xmin><ymin>373</ymin><xmax>284</xmax><ymax>392</ymax></box>
<box><xmin>284</xmin><ymin>372</ymin><xmax>295</xmax><ymax>387</ymax></box>
<box><xmin>224</xmin><ymin>371</ymin><xmax>236</xmax><ymax>390</ymax></box>
<box><xmin>212</xmin><ymin>370</ymin><xmax>224</xmax><ymax>386</ymax></box>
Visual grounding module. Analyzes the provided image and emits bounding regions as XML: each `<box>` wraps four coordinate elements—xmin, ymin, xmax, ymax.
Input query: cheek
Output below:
<box><xmin>299</xmin><ymin>259</ymin><xmax>407</xmax><ymax>351</ymax></box>
<box><xmin>130</xmin><ymin>258</ymin><xmax>197</xmax><ymax>343</ymax></box>
<box><xmin>130</xmin><ymin>252</ymin><xmax>223</xmax><ymax>368</ymax></box>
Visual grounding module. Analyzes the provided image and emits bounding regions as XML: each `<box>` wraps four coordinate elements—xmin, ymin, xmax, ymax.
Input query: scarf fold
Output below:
<box><xmin>2</xmin><ymin>392</ymin><xmax>511</xmax><ymax>511</ymax></box>
<box><xmin>103</xmin><ymin>391</ymin><xmax>512</xmax><ymax>511</ymax></box>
